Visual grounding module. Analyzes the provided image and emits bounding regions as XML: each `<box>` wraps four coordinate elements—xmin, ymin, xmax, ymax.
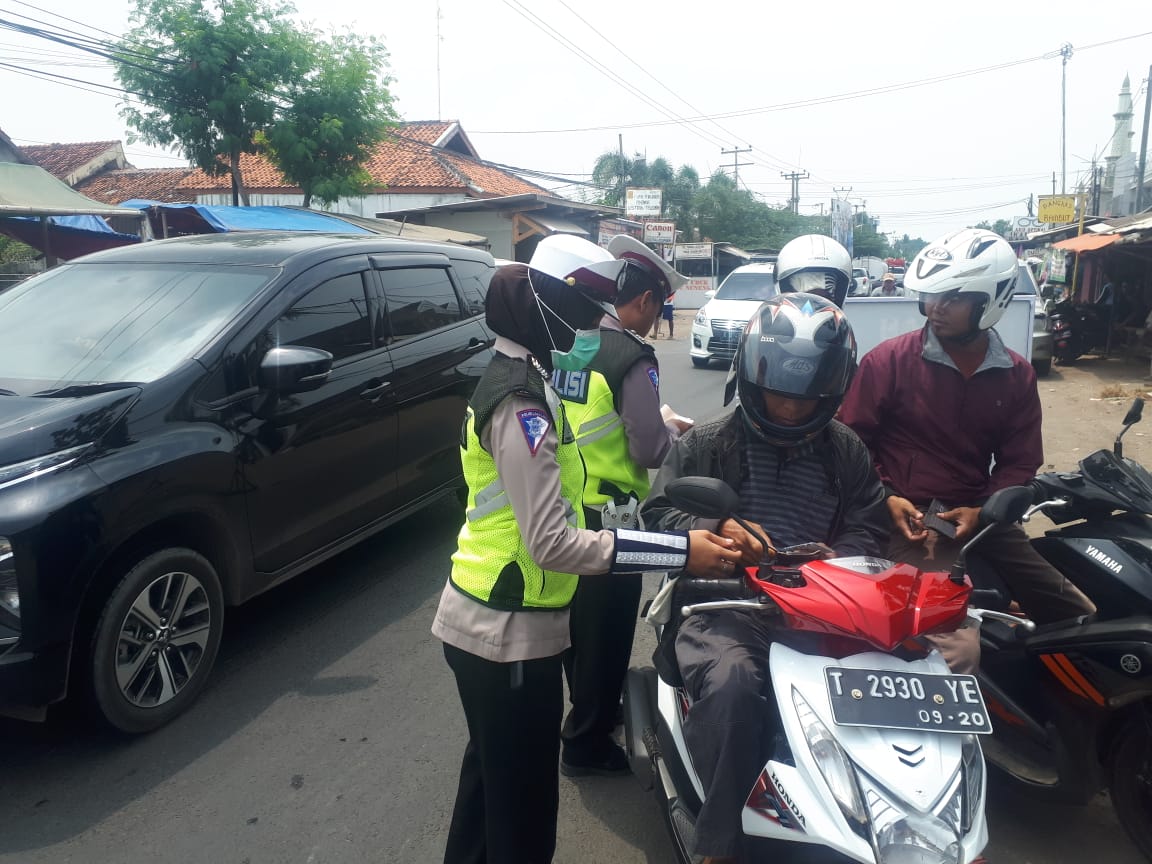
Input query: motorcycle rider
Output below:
<box><xmin>432</xmin><ymin>236</ymin><xmax>737</xmax><ymax>864</ymax></box>
<box><xmin>839</xmin><ymin>228</ymin><xmax>1096</xmax><ymax>672</ymax></box>
<box><xmin>558</xmin><ymin>233</ymin><xmax>695</xmax><ymax>777</ymax></box>
<box><xmin>642</xmin><ymin>293</ymin><xmax>890</xmax><ymax>864</ymax></box>
<box><xmin>774</xmin><ymin>233</ymin><xmax>853</xmax><ymax>307</ymax></box>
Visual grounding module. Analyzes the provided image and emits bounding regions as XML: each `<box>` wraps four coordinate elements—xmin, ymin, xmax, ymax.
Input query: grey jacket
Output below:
<box><xmin>642</xmin><ymin>409</ymin><xmax>890</xmax><ymax>557</ymax></box>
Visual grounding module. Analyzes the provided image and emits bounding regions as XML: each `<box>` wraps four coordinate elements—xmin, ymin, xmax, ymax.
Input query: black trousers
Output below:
<box><xmin>562</xmin><ymin>507</ymin><xmax>643</xmax><ymax>755</ymax></box>
<box><xmin>675</xmin><ymin>610</ymin><xmax>778</xmax><ymax>859</ymax></box>
<box><xmin>442</xmin><ymin>644</ymin><xmax>563</xmax><ymax>864</ymax></box>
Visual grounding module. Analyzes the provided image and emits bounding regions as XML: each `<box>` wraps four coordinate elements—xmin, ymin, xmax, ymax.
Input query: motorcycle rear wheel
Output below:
<box><xmin>1107</xmin><ymin>715</ymin><xmax>1152</xmax><ymax>860</ymax></box>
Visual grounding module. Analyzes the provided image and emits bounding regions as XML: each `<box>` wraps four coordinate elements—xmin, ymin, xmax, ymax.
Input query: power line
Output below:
<box><xmin>471</xmin><ymin>29</ymin><xmax>1152</xmax><ymax>136</ymax></box>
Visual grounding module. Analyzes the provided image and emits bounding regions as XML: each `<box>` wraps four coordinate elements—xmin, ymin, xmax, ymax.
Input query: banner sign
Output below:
<box><xmin>1038</xmin><ymin>195</ymin><xmax>1076</xmax><ymax>224</ymax></box>
<box><xmin>674</xmin><ymin>242</ymin><xmax>713</xmax><ymax>260</ymax></box>
<box><xmin>643</xmin><ymin>221</ymin><xmax>676</xmax><ymax>244</ymax></box>
<box><xmin>624</xmin><ymin>187</ymin><xmax>663</xmax><ymax>218</ymax></box>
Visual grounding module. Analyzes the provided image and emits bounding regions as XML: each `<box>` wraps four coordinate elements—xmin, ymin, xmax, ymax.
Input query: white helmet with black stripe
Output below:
<box><xmin>907</xmin><ymin>228</ymin><xmax>1019</xmax><ymax>331</ymax></box>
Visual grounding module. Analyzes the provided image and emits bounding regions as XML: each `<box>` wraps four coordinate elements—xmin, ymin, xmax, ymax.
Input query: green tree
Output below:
<box><xmin>972</xmin><ymin>219</ymin><xmax>1012</xmax><ymax>237</ymax></box>
<box><xmin>261</xmin><ymin>31</ymin><xmax>398</xmax><ymax>207</ymax></box>
<box><xmin>853</xmin><ymin>214</ymin><xmax>889</xmax><ymax>257</ymax></box>
<box><xmin>890</xmin><ymin>233</ymin><xmax>928</xmax><ymax>260</ymax></box>
<box><xmin>114</xmin><ymin>0</ymin><xmax>309</xmax><ymax>205</ymax></box>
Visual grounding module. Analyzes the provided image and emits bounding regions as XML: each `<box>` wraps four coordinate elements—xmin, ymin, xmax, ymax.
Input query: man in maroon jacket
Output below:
<box><xmin>840</xmin><ymin>229</ymin><xmax>1094</xmax><ymax>670</ymax></box>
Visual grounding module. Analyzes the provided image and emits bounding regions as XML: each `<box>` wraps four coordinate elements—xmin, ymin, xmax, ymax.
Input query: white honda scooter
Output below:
<box><xmin>623</xmin><ymin>478</ymin><xmax>1032</xmax><ymax>863</ymax></box>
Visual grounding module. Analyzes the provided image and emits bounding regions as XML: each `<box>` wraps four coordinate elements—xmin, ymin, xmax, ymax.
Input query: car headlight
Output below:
<box><xmin>792</xmin><ymin>688</ymin><xmax>868</xmax><ymax>827</ymax></box>
<box><xmin>0</xmin><ymin>536</ymin><xmax>18</xmax><ymax>624</ymax></box>
<box><xmin>695</xmin><ymin>309</ymin><xmax>708</xmax><ymax>326</ymax></box>
<box><xmin>0</xmin><ymin>444</ymin><xmax>91</xmax><ymax>490</ymax></box>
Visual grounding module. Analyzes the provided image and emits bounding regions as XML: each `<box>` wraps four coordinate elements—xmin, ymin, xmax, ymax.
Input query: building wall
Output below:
<box><xmin>410</xmin><ymin>212</ymin><xmax>517</xmax><ymax>260</ymax></box>
<box><xmin>193</xmin><ymin>191</ymin><xmax>471</xmax><ymax>214</ymax></box>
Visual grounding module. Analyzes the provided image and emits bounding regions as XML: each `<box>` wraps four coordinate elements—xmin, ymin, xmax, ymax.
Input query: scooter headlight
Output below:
<box><xmin>875</xmin><ymin>810</ymin><xmax>962</xmax><ymax>863</ymax></box>
<box><xmin>960</xmin><ymin>734</ymin><xmax>984</xmax><ymax>834</ymax></box>
<box><xmin>792</xmin><ymin>687</ymin><xmax>868</xmax><ymax>827</ymax></box>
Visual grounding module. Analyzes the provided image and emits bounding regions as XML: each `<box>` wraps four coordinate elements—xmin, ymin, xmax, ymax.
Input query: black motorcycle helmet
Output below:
<box><xmin>723</xmin><ymin>293</ymin><xmax>858</xmax><ymax>447</ymax></box>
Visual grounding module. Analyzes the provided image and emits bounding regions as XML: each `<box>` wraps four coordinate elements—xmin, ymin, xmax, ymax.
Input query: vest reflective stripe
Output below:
<box><xmin>578</xmin><ymin>410</ymin><xmax>620</xmax><ymax>437</ymax></box>
<box><xmin>466</xmin><ymin>479</ymin><xmax>507</xmax><ymax>522</ymax></box>
<box><xmin>577</xmin><ymin>414</ymin><xmax>623</xmax><ymax>448</ymax></box>
<box><xmin>450</xmin><ymin>394</ymin><xmax>586</xmax><ymax>611</ymax></box>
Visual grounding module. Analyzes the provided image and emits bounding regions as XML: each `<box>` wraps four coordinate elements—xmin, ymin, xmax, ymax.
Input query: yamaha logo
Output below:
<box><xmin>923</xmin><ymin>247</ymin><xmax>952</xmax><ymax>261</ymax></box>
<box><xmin>782</xmin><ymin>358</ymin><xmax>815</xmax><ymax>374</ymax></box>
<box><xmin>1121</xmin><ymin>654</ymin><xmax>1142</xmax><ymax>674</ymax></box>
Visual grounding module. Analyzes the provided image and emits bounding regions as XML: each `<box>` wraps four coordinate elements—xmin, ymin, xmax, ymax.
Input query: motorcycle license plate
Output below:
<box><xmin>824</xmin><ymin>666</ymin><xmax>992</xmax><ymax>734</ymax></box>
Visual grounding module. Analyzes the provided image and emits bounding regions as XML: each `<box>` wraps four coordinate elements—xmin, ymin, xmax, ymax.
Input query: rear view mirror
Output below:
<box><xmin>1123</xmin><ymin>398</ymin><xmax>1144</xmax><ymax>428</ymax></box>
<box><xmin>980</xmin><ymin>486</ymin><xmax>1034</xmax><ymax>527</ymax></box>
<box><xmin>665</xmin><ymin>477</ymin><xmax>738</xmax><ymax>520</ymax></box>
<box><xmin>259</xmin><ymin>346</ymin><xmax>333</xmax><ymax>394</ymax></box>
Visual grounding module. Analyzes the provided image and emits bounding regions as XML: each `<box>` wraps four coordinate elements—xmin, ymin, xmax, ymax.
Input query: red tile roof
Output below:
<box><xmin>22</xmin><ymin>141</ymin><xmax>120</xmax><ymax>180</ymax></box>
<box><xmin>402</xmin><ymin>121</ymin><xmax>457</xmax><ymax>146</ymax></box>
<box><xmin>177</xmin><ymin>132</ymin><xmax>547</xmax><ymax>198</ymax></box>
<box><xmin>76</xmin><ymin>168</ymin><xmax>197</xmax><ymax>205</ymax></box>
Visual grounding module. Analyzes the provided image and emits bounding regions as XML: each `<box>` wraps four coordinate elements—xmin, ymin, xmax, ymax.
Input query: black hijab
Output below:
<box><xmin>485</xmin><ymin>263</ymin><xmax>602</xmax><ymax>372</ymax></box>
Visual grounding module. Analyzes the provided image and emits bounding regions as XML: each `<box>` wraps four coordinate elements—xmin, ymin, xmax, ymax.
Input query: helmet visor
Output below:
<box><xmin>738</xmin><ymin>301</ymin><xmax>856</xmax><ymax>399</ymax></box>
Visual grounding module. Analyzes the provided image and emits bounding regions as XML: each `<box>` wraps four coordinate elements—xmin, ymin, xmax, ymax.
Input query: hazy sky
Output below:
<box><xmin>3</xmin><ymin>0</ymin><xmax>1151</xmax><ymax>240</ymax></box>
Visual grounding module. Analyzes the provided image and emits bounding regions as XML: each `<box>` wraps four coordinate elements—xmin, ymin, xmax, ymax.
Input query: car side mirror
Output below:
<box><xmin>979</xmin><ymin>486</ymin><xmax>1034</xmax><ymax>527</ymax></box>
<box><xmin>704</xmin><ymin>290</ymin><xmax>716</xmax><ymax>300</ymax></box>
<box><xmin>259</xmin><ymin>346</ymin><xmax>333</xmax><ymax>394</ymax></box>
<box><xmin>665</xmin><ymin>476</ymin><xmax>739</xmax><ymax>520</ymax></box>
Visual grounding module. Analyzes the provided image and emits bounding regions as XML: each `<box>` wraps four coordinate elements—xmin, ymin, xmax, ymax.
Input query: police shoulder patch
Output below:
<box><xmin>647</xmin><ymin>366</ymin><xmax>660</xmax><ymax>393</ymax></box>
<box><xmin>516</xmin><ymin>408</ymin><xmax>551</xmax><ymax>456</ymax></box>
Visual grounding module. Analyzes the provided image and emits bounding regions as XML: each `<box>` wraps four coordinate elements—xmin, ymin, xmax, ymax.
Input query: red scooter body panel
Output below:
<box><xmin>746</xmin><ymin>558</ymin><xmax>971</xmax><ymax>651</ymax></box>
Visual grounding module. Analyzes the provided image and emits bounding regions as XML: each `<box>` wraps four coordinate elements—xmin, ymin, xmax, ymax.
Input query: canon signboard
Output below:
<box><xmin>643</xmin><ymin>221</ymin><xmax>676</xmax><ymax>244</ymax></box>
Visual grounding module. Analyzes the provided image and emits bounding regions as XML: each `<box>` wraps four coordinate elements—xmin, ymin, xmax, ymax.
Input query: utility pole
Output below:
<box><xmin>618</xmin><ymin>133</ymin><xmax>625</xmax><ymax>208</ymax></box>
<box><xmin>1060</xmin><ymin>43</ymin><xmax>1073</xmax><ymax>195</ymax></box>
<box><xmin>1052</xmin><ymin>172</ymin><xmax>1056</xmax><ymax>196</ymax></box>
<box><xmin>781</xmin><ymin>169</ymin><xmax>809</xmax><ymax>214</ymax></box>
<box><xmin>1091</xmin><ymin>162</ymin><xmax>1103</xmax><ymax>216</ymax></box>
<box><xmin>721</xmin><ymin>146</ymin><xmax>753</xmax><ymax>187</ymax></box>
<box><xmin>1136</xmin><ymin>65</ymin><xmax>1152</xmax><ymax>213</ymax></box>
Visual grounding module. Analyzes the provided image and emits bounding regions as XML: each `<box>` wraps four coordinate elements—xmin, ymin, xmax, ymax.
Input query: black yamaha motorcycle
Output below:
<box><xmin>974</xmin><ymin>398</ymin><xmax>1152</xmax><ymax>859</ymax></box>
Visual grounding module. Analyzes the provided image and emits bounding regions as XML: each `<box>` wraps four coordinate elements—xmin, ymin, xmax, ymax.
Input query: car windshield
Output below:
<box><xmin>0</xmin><ymin>262</ymin><xmax>276</xmax><ymax>395</ymax></box>
<box><xmin>715</xmin><ymin>272</ymin><xmax>777</xmax><ymax>301</ymax></box>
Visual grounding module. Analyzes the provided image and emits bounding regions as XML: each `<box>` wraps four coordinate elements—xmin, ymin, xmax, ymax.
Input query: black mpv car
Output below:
<box><xmin>0</xmin><ymin>232</ymin><xmax>496</xmax><ymax>732</ymax></box>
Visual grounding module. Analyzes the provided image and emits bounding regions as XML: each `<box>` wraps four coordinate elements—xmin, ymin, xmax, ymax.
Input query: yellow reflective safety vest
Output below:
<box><xmin>450</xmin><ymin>354</ymin><xmax>586</xmax><ymax>611</ymax></box>
<box><xmin>552</xmin><ymin>328</ymin><xmax>655</xmax><ymax>508</ymax></box>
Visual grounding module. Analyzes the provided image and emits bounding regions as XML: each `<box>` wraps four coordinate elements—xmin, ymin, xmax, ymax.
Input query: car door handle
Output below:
<box><xmin>466</xmin><ymin>338</ymin><xmax>488</xmax><ymax>353</ymax></box>
<box><xmin>360</xmin><ymin>381</ymin><xmax>391</xmax><ymax>400</ymax></box>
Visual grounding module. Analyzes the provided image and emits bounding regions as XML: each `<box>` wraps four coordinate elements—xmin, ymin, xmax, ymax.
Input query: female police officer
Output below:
<box><xmin>432</xmin><ymin>235</ymin><xmax>736</xmax><ymax>864</ymax></box>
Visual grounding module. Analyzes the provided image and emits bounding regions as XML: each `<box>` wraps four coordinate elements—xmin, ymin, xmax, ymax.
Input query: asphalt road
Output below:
<box><xmin>0</xmin><ymin>332</ymin><xmax>1144</xmax><ymax>864</ymax></box>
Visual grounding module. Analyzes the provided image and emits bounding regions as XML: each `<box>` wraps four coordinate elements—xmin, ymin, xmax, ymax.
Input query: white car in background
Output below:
<box><xmin>689</xmin><ymin>263</ymin><xmax>777</xmax><ymax>368</ymax></box>
<box><xmin>850</xmin><ymin>267</ymin><xmax>870</xmax><ymax>296</ymax></box>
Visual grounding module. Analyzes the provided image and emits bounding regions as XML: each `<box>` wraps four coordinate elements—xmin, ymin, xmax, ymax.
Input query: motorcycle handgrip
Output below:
<box><xmin>676</xmin><ymin>577</ymin><xmax>754</xmax><ymax>604</ymax></box>
<box><xmin>969</xmin><ymin>588</ymin><xmax>1009</xmax><ymax>610</ymax></box>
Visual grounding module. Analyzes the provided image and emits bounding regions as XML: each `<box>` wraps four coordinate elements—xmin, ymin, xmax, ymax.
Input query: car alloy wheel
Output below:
<box><xmin>115</xmin><ymin>569</ymin><xmax>212</xmax><ymax>708</ymax></box>
<box><xmin>88</xmin><ymin>548</ymin><xmax>224</xmax><ymax>733</ymax></box>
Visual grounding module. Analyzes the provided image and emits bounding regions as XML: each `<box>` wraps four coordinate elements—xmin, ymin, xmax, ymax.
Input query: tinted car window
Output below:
<box><xmin>0</xmin><ymin>262</ymin><xmax>274</xmax><ymax>395</ymax></box>
<box><xmin>381</xmin><ymin>267</ymin><xmax>465</xmax><ymax>339</ymax></box>
<box><xmin>453</xmin><ymin>258</ymin><xmax>494</xmax><ymax>316</ymax></box>
<box><xmin>715</xmin><ymin>272</ymin><xmax>777</xmax><ymax>301</ymax></box>
<box><xmin>271</xmin><ymin>273</ymin><xmax>372</xmax><ymax>360</ymax></box>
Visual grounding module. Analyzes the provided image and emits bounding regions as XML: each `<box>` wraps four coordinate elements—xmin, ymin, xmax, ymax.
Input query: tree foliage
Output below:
<box><xmin>114</xmin><ymin>0</ymin><xmax>308</xmax><ymax>205</ymax></box>
<box><xmin>260</xmin><ymin>31</ymin><xmax>398</xmax><ymax>207</ymax></box>
<box><xmin>889</xmin><ymin>233</ymin><xmax>929</xmax><ymax>261</ymax></box>
<box><xmin>852</xmin><ymin>214</ymin><xmax>889</xmax><ymax>257</ymax></box>
<box><xmin>973</xmin><ymin>219</ymin><xmax>1012</xmax><ymax>237</ymax></box>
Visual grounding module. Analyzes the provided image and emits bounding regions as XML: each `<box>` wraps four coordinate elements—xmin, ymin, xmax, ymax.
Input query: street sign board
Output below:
<box><xmin>643</xmin><ymin>221</ymin><xmax>676</xmax><ymax>244</ymax></box>
<box><xmin>1038</xmin><ymin>195</ymin><xmax>1076</xmax><ymax>224</ymax></box>
<box><xmin>625</xmin><ymin>187</ymin><xmax>662</xmax><ymax>217</ymax></box>
<box><xmin>1007</xmin><ymin>215</ymin><xmax>1041</xmax><ymax>242</ymax></box>
<box><xmin>675</xmin><ymin>242</ymin><xmax>713</xmax><ymax>260</ymax></box>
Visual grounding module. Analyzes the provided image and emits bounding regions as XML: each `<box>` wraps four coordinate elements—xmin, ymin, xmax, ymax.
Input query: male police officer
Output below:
<box><xmin>555</xmin><ymin>234</ymin><xmax>693</xmax><ymax>776</ymax></box>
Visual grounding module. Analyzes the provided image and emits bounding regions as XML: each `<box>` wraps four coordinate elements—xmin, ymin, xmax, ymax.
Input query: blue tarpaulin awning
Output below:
<box><xmin>118</xmin><ymin>202</ymin><xmax>372</xmax><ymax>237</ymax></box>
